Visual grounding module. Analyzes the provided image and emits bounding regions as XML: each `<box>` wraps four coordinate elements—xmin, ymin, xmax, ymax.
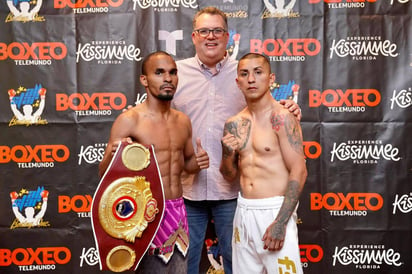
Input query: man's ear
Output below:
<box><xmin>140</xmin><ymin>75</ymin><xmax>148</xmax><ymax>87</ymax></box>
<box><xmin>269</xmin><ymin>73</ymin><xmax>276</xmax><ymax>86</ymax></box>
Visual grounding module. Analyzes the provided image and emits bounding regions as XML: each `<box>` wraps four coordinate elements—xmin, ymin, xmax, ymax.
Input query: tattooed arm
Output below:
<box><xmin>262</xmin><ymin>111</ymin><xmax>307</xmax><ymax>251</ymax></box>
<box><xmin>219</xmin><ymin>119</ymin><xmax>241</xmax><ymax>182</ymax></box>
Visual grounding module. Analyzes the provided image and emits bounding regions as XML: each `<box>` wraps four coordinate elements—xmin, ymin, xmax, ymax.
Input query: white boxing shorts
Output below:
<box><xmin>232</xmin><ymin>193</ymin><xmax>303</xmax><ymax>274</ymax></box>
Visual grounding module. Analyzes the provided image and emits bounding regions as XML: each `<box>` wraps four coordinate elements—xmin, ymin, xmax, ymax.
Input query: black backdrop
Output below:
<box><xmin>0</xmin><ymin>0</ymin><xmax>411</xmax><ymax>273</ymax></box>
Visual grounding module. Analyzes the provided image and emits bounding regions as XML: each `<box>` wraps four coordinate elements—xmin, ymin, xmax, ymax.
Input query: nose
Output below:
<box><xmin>164</xmin><ymin>72</ymin><xmax>172</xmax><ymax>82</ymax></box>
<box><xmin>247</xmin><ymin>73</ymin><xmax>255</xmax><ymax>83</ymax></box>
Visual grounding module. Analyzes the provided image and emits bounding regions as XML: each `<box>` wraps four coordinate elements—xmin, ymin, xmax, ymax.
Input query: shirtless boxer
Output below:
<box><xmin>220</xmin><ymin>53</ymin><xmax>307</xmax><ymax>274</ymax></box>
<box><xmin>99</xmin><ymin>51</ymin><xmax>209</xmax><ymax>274</ymax></box>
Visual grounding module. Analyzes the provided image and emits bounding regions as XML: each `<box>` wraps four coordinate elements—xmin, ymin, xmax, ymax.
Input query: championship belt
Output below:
<box><xmin>91</xmin><ymin>142</ymin><xmax>165</xmax><ymax>272</ymax></box>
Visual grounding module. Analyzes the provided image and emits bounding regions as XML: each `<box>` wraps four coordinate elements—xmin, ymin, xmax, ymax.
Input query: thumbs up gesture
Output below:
<box><xmin>195</xmin><ymin>138</ymin><xmax>209</xmax><ymax>169</ymax></box>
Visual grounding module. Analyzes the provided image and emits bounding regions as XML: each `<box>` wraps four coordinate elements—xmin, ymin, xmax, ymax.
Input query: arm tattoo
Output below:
<box><xmin>271</xmin><ymin>113</ymin><xmax>303</xmax><ymax>154</ymax></box>
<box><xmin>224</xmin><ymin>117</ymin><xmax>251</xmax><ymax>150</ymax></box>
<box><xmin>273</xmin><ymin>180</ymin><xmax>300</xmax><ymax>233</ymax></box>
<box><xmin>222</xmin><ymin>121</ymin><xmax>237</xmax><ymax>159</ymax></box>
<box><xmin>284</xmin><ymin>114</ymin><xmax>303</xmax><ymax>154</ymax></box>
<box><xmin>222</xmin><ymin>142</ymin><xmax>236</xmax><ymax>159</ymax></box>
<box><xmin>224</xmin><ymin>121</ymin><xmax>237</xmax><ymax>136</ymax></box>
<box><xmin>271</xmin><ymin>113</ymin><xmax>284</xmax><ymax>131</ymax></box>
<box><xmin>220</xmin><ymin>164</ymin><xmax>236</xmax><ymax>178</ymax></box>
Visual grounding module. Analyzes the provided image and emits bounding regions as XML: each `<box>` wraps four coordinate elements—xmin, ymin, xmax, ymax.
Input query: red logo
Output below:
<box><xmin>54</xmin><ymin>0</ymin><xmax>124</xmax><ymax>8</ymax></box>
<box><xmin>250</xmin><ymin>38</ymin><xmax>321</xmax><ymax>56</ymax></box>
<box><xmin>300</xmin><ymin>244</ymin><xmax>323</xmax><ymax>263</ymax></box>
<box><xmin>58</xmin><ymin>195</ymin><xmax>92</xmax><ymax>213</ymax></box>
<box><xmin>0</xmin><ymin>145</ymin><xmax>69</xmax><ymax>163</ymax></box>
<box><xmin>309</xmin><ymin>89</ymin><xmax>381</xmax><ymax>107</ymax></box>
<box><xmin>308</xmin><ymin>0</ymin><xmax>376</xmax><ymax>3</ymax></box>
<box><xmin>303</xmin><ymin>141</ymin><xmax>321</xmax><ymax>159</ymax></box>
<box><xmin>56</xmin><ymin>92</ymin><xmax>127</xmax><ymax>111</ymax></box>
<box><xmin>311</xmin><ymin>193</ymin><xmax>384</xmax><ymax>211</ymax></box>
<box><xmin>0</xmin><ymin>42</ymin><xmax>67</xmax><ymax>60</ymax></box>
<box><xmin>0</xmin><ymin>247</ymin><xmax>71</xmax><ymax>266</ymax></box>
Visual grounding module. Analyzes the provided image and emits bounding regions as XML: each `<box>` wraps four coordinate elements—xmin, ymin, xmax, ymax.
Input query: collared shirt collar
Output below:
<box><xmin>195</xmin><ymin>52</ymin><xmax>229</xmax><ymax>75</ymax></box>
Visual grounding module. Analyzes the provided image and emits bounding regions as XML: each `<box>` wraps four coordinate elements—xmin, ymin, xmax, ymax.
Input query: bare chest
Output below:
<box><xmin>137</xmin><ymin>122</ymin><xmax>187</xmax><ymax>148</ymax></box>
<box><xmin>240</xmin><ymin>122</ymin><xmax>279</xmax><ymax>156</ymax></box>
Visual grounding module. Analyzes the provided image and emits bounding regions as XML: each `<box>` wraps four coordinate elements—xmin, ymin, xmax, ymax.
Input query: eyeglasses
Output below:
<box><xmin>194</xmin><ymin>28</ymin><xmax>227</xmax><ymax>38</ymax></box>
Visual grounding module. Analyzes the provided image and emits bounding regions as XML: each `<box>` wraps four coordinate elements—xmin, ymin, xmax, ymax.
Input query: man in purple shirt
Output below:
<box><xmin>172</xmin><ymin>7</ymin><xmax>302</xmax><ymax>274</ymax></box>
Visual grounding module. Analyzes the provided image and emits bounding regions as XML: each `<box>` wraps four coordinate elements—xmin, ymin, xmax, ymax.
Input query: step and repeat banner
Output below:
<box><xmin>0</xmin><ymin>0</ymin><xmax>411</xmax><ymax>273</ymax></box>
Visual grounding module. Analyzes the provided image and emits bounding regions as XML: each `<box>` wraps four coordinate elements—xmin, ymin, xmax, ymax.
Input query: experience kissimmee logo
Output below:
<box><xmin>390</xmin><ymin>0</ymin><xmax>408</xmax><ymax>4</ymax></box>
<box><xmin>78</xmin><ymin>143</ymin><xmax>105</xmax><ymax>165</ymax></box>
<box><xmin>79</xmin><ymin>247</ymin><xmax>99</xmax><ymax>267</ymax></box>
<box><xmin>332</xmin><ymin>244</ymin><xmax>403</xmax><ymax>270</ymax></box>
<box><xmin>132</xmin><ymin>0</ymin><xmax>198</xmax><ymax>12</ymax></box>
<box><xmin>390</xmin><ymin>87</ymin><xmax>412</xmax><ymax>110</ymax></box>
<box><xmin>54</xmin><ymin>0</ymin><xmax>123</xmax><ymax>14</ymax></box>
<box><xmin>330</xmin><ymin>140</ymin><xmax>400</xmax><ymax>164</ymax></box>
<box><xmin>5</xmin><ymin>0</ymin><xmax>45</xmax><ymax>22</ymax></box>
<box><xmin>392</xmin><ymin>193</ymin><xmax>412</xmax><ymax>215</ymax></box>
<box><xmin>76</xmin><ymin>40</ymin><xmax>142</xmax><ymax>64</ymax></box>
<box><xmin>262</xmin><ymin>0</ymin><xmax>299</xmax><ymax>18</ymax></box>
<box><xmin>329</xmin><ymin>36</ymin><xmax>399</xmax><ymax>61</ymax></box>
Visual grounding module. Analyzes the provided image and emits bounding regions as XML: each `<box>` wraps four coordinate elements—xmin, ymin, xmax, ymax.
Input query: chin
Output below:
<box><xmin>157</xmin><ymin>95</ymin><xmax>174</xmax><ymax>101</ymax></box>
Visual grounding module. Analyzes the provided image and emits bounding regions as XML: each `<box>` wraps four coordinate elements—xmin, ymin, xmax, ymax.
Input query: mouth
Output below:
<box><xmin>205</xmin><ymin>42</ymin><xmax>218</xmax><ymax>48</ymax></box>
<box><xmin>161</xmin><ymin>85</ymin><xmax>175</xmax><ymax>91</ymax></box>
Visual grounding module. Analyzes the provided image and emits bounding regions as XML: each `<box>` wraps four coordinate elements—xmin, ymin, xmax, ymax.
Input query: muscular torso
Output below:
<box><xmin>233</xmin><ymin>104</ymin><xmax>289</xmax><ymax>199</ymax></box>
<box><xmin>121</xmin><ymin>106</ymin><xmax>191</xmax><ymax>200</ymax></box>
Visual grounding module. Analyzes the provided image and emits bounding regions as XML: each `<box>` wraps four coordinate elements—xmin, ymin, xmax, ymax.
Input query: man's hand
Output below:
<box><xmin>111</xmin><ymin>137</ymin><xmax>133</xmax><ymax>156</ymax></box>
<box><xmin>195</xmin><ymin>138</ymin><xmax>209</xmax><ymax>169</ymax></box>
<box><xmin>262</xmin><ymin>220</ymin><xmax>286</xmax><ymax>251</ymax></box>
<box><xmin>221</xmin><ymin>133</ymin><xmax>239</xmax><ymax>158</ymax></box>
<box><xmin>122</xmin><ymin>105</ymin><xmax>134</xmax><ymax>113</ymax></box>
<box><xmin>279</xmin><ymin>99</ymin><xmax>301</xmax><ymax>121</ymax></box>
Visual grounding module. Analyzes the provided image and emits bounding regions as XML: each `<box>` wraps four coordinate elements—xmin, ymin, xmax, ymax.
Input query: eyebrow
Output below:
<box><xmin>239</xmin><ymin>66</ymin><xmax>264</xmax><ymax>72</ymax></box>
<box><xmin>154</xmin><ymin>68</ymin><xmax>178</xmax><ymax>73</ymax></box>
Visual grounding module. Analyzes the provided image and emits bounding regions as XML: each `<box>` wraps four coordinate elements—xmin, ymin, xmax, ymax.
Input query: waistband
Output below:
<box><xmin>237</xmin><ymin>192</ymin><xmax>284</xmax><ymax>209</ymax></box>
<box><xmin>165</xmin><ymin>197</ymin><xmax>184</xmax><ymax>208</ymax></box>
